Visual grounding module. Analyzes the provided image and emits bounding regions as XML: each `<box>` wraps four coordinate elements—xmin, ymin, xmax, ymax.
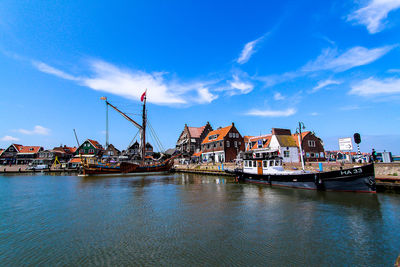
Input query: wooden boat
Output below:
<box><xmin>82</xmin><ymin>92</ymin><xmax>179</xmax><ymax>176</ymax></box>
<box><xmin>231</xmin><ymin>151</ymin><xmax>376</xmax><ymax>193</ymax></box>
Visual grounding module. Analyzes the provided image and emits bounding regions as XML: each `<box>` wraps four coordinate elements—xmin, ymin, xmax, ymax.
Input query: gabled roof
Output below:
<box><xmin>18</xmin><ymin>146</ymin><xmax>42</xmax><ymax>154</ymax></box>
<box><xmin>106</xmin><ymin>144</ymin><xmax>120</xmax><ymax>153</ymax></box>
<box><xmin>188</xmin><ymin>126</ymin><xmax>206</xmax><ymax>138</ymax></box>
<box><xmin>202</xmin><ymin>125</ymin><xmax>233</xmax><ymax>144</ymax></box>
<box><xmin>292</xmin><ymin>131</ymin><xmax>311</xmax><ymax>147</ymax></box>
<box><xmin>192</xmin><ymin>152</ymin><xmax>202</xmax><ymax>157</ymax></box>
<box><xmin>87</xmin><ymin>139</ymin><xmax>103</xmax><ymax>149</ymax></box>
<box><xmin>246</xmin><ymin>135</ymin><xmax>272</xmax><ymax>150</ymax></box>
<box><xmin>276</xmin><ymin>135</ymin><xmax>297</xmax><ymax>147</ymax></box>
<box><xmin>69</xmin><ymin>157</ymin><xmax>82</xmax><ymax>163</ymax></box>
<box><xmin>12</xmin><ymin>144</ymin><xmax>23</xmax><ymax>152</ymax></box>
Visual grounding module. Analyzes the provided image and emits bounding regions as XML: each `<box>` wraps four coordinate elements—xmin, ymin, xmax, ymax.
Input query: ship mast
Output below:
<box><xmin>141</xmin><ymin>95</ymin><xmax>147</xmax><ymax>164</ymax></box>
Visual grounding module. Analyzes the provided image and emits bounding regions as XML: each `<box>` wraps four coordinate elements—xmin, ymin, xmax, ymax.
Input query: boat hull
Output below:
<box><xmin>236</xmin><ymin>164</ymin><xmax>376</xmax><ymax>193</ymax></box>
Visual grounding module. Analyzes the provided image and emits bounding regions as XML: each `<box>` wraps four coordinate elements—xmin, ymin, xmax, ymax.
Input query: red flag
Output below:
<box><xmin>140</xmin><ymin>91</ymin><xmax>146</xmax><ymax>102</ymax></box>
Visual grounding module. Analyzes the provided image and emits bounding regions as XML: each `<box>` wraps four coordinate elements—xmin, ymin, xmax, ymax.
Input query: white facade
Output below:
<box><xmin>269</xmin><ymin>135</ymin><xmax>299</xmax><ymax>163</ymax></box>
<box><xmin>202</xmin><ymin>151</ymin><xmax>225</xmax><ymax>163</ymax></box>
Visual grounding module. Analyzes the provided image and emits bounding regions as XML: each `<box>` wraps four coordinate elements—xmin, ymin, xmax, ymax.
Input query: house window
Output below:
<box><xmin>308</xmin><ymin>140</ymin><xmax>316</xmax><ymax>147</ymax></box>
<box><xmin>236</xmin><ymin>133</ymin><xmax>239</xmax><ymax>138</ymax></box>
<box><xmin>214</xmin><ymin>142</ymin><xmax>217</xmax><ymax>148</ymax></box>
<box><xmin>315</xmin><ymin>153</ymin><xmax>319</xmax><ymax>158</ymax></box>
<box><xmin>263</xmin><ymin>161</ymin><xmax>267</xmax><ymax>167</ymax></box>
<box><xmin>226</xmin><ymin>141</ymin><xmax>230</xmax><ymax>147</ymax></box>
<box><xmin>234</xmin><ymin>141</ymin><xmax>237</xmax><ymax>148</ymax></box>
<box><xmin>110</xmin><ymin>151</ymin><xmax>114</xmax><ymax>156</ymax></box>
<box><xmin>306</xmin><ymin>152</ymin><xmax>310</xmax><ymax>158</ymax></box>
<box><xmin>311</xmin><ymin>153</ymin><xmax>315</xmax><ymax>158</ymax></box>
<box><xmin>239</xmin><ymin>142</ymin><xmax>241</xmax><ymax>145</ymax></box>
<box><xmin>229</xmin><ymin>133</ymin><xmax>232</xmax><ymax>138</ymax></box>
<box><xmin>219</xmin><ymin>141</ymin><xmax>223</xmax><ymax>147</ymax></box>
<box><xmin>9</xmin><ymin>147</ymin><xmax>14</xmax><ymax>152</ymax></box>
<box><xmin>320</xmin><ymin>152</ymin><xmax>324</xmax><ymax>158</ymax></box>
<box><xmin>89</xmin><ymin>149</ymin><xmax>94</xmax><ymax>154</ymax></box>
<box><xmin>79</xmin><ymin>149</ymin><xmax>84</xmax><ymax>154</ymax></box>
<box><xmin>284</xmin><ymin>151</ymin><xmax>290</xmax><ymax>158</ymax></box>
<box><xmin>207</xmin><ymin>144</ymin><xmax>210</xmax><ymax>149</ymax></box>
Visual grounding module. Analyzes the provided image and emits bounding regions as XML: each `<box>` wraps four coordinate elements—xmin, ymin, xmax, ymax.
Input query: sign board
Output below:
<box><xmin>339</xmin><ymin>137</ymin><xmax>353</xmax><ymax>151</ymax></box>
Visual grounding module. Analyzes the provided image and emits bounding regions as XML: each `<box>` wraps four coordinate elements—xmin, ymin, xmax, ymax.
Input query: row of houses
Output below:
<box><xmin>176</xmin><ymin>122</ymin><xmax>325</xmax><ymax>163</ymax></box>
<box><xmin>0</xmin><ymin>139</ymin><xmax>156</xmax><ymax>167</ymax></box>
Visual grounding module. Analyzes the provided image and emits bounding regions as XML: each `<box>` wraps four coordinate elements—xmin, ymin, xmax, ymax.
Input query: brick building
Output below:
<box><xmin>176</xmin><ymin>122</ymin><xmax>213</xmax><ymax>157</ymax></box>
<box><xmin>292</xmin><ymin>131</ymin><xmax>325</xmax><ymax>162</ymax></box>
<box><xmin>201</xmin><ymin>123</ymin><xmax>244</xmax><ymax>163</ymax></box>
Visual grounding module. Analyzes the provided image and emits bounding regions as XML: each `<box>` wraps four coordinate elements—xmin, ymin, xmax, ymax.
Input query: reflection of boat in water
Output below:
<box><xmin>82</xmin><ymin>92</ymin><xmax>179</xmax><ymax>176</ymax></box>
<box><xmin>231</xmin><ymin>151</ymin><xmax>376</xmax><ymax>193</ymax></box>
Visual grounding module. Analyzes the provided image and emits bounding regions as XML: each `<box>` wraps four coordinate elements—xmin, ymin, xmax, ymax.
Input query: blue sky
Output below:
<box><xmin>1</xmin><ymin>0</ymin><xmax>400</xmax><ymax>153</ymax></box>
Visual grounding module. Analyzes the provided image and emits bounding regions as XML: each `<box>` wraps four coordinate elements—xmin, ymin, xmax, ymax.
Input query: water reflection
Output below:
<box><xmin>0</xmin><ymin>173</ymin><xmax>399</xmax><ymax>266</ymax></box>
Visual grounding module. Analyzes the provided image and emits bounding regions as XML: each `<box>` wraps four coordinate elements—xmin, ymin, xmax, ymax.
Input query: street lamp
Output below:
<box><xmin>295</xmin><ymin>122</ymin><xmax>306</xmax><ymax>171</ymax></box>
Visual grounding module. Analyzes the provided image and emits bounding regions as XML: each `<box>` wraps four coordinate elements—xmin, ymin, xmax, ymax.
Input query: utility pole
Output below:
<box><xmin>296</xmin><ymin>122</ymin><xmax>306</xmax><ymax>171</ymax></box>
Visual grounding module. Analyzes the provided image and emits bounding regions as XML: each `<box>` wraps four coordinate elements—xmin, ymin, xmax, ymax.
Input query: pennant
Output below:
<box><xmin>141</xmin><ymin>90</ymin><xmax>147</xmax><ymax>102</ymax></box>
<box><xmin>100</xmin><ymin>96</ymin><xmax>107</xmax><ymax>100</ymax></box>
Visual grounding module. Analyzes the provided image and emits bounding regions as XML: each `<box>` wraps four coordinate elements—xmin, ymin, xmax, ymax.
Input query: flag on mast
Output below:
<box><xmin>140</xmin><ymin>90</ymin><xmax>147</xmax><ymax>102</ymax></box>
<box><xmin>100</xmin><ymin>96</ymin><xmax>107</xmax><ymax>100</ymax></box>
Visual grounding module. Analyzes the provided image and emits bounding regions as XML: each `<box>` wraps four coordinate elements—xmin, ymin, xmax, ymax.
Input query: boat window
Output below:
<box><xmin>253</xmin><ymin>161</ymin><xmax>256</xmax><ymax>167</ymax></box>
<box><xmin>248</xmin><ymin>161</ymin><xmax>252</xmax><ymax>167</ymax></box>
<box><xmin>245</xmin><ymin>161</ymin><xmax>248</xmax><ymax>167</ymax></box>
<box><xmin>263</xmin><ymin>161</ymin><xmax>267</xmax><ymax>167</ymax></box>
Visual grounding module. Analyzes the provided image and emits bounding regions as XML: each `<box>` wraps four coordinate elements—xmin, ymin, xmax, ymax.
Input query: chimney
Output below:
<box><xmin>232</xmin><ymin>122</ymin><xmax>235</xmax><ymax>126</ymax></box>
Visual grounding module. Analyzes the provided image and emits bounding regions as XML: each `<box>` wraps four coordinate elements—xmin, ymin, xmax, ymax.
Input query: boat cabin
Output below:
<box><xmin>242</xmin><ymin>151</ymin><xmax>284</xmax><ymax>175</ymax></box>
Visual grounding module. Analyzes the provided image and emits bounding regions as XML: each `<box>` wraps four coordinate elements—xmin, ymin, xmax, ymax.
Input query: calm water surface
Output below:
<box><xmin>0</xmin><ymin>173</ymin><xmax>399</xmax><ymax>266</ymax></box>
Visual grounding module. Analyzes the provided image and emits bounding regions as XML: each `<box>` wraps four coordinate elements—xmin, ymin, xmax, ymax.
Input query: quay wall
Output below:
<box><xmin>174</xmin><ymin>162</ymin><xmax>400</xmax><ymax>177</ymax></box>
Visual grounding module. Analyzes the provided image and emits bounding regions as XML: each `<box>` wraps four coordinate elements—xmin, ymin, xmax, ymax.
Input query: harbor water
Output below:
<box><xmin>0</xmin><ymin>173</ymin><xmax>399</xmax><ymax>266</ymax></box>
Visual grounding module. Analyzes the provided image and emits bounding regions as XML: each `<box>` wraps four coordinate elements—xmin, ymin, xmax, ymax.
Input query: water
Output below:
<box><xmin>0</xmin><ymin>173</ymin><xmax>399</xmax><ymax>266</ymax></box>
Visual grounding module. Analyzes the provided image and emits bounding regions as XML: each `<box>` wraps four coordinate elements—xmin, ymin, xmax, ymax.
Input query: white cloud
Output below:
<box><xmin>302</xmin><ymin>45</ymin><xmax>395</xmax><ymax>72</ymax></box>
<box><xmin>1</xmin><ymin>135</ymin><xmax>19</xmax><ymax>142</ymax></box>
<box><xmin>228</xmin><ymin>75</ymin><xmax>254</xmax><ymax>95</ymax></box>
<box><xmin>17</xmin><ymin>125</ymin><xmax>50</xmax><ymax>135</ymax></box>
<box><xmin>32</xmin><ymin>60</ymin><xmax>220</xmax><ymax>106</ymax></box>
<box><xmin>196</xmin><ymin>87</ymin><xmax>218</xmax><ymax>103</ymax></box>
<box><xmin>273</xmin><ymin>92</ymin><xmax>285</xmax><ymax>100</ymax></box>
<box><xmin>257</xmin><ymin>45</ymin><xmax>394</xmax><ymax>89</ymax></box>
<box><xmin>237</xmin><ymin>36</ymin><xmax>264</xmax><ymax>64</ymax></box>
<box><xmin>32</xmin><ymin>61</ymin><xmax>79</xmax><ymax>81</ymax></box>
<box><xmin>310</xmin><ymin>79</ymin><xmax>342</xmax><ymax>93</ymax></box>
<box><xmin>246</xmin><ymin>108</ymin><xmax>296</xmax><ymax>117</ymax></box>
<box><xmin>349</xmin><ymin>76</ymin><xmax>400</xmax><ymax>96</ymax></box>
<box><xmin>347</xmin><ymin>0</ymin><xmax>400</xmax><ymax>34</ymax></box>
<box><xmin>310</xmin><ymin>112</ymin><xmax>319</xmax><ymax>116</ymax></box>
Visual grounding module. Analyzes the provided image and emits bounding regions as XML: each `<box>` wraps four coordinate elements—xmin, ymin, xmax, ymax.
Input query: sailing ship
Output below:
<box><xmin>82</xmin><ymin>91</ymin><xmax>179</xmax><ymax>175</ymax></box>
<box><xmin>230</xmin><ymin>151</ymin><xmax>376</xmax><ymax>193</ymax></box>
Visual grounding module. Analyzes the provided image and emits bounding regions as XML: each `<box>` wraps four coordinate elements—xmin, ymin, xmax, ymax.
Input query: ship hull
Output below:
<box><xmin>236</xmin><ymin>164</ymin><xmax>376</xmax><ymax>193</ymax></box>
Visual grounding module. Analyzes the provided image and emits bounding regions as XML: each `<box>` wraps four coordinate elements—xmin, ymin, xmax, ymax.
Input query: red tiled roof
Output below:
<box><xmin>246</xmin><ymin>135</ymin><xmax>272</xmax><ymax>150</ymax></box>
<box><xmin>192</xmin><ymin>152</ymin><xmax>202</xmax><ymax>157</ymax></box>
<box><xmin>0</xmin><ymin>149</ymin><xmax>3</xmax><ymax>156</ymax></box>
<box><xmin>292</xmin><ymin>131</ymin><xmax>311</xmax><ymax>147</ymax></box>
<box><xmin>202</xmin><ymin>125</ymin><xmax>233</xmax><ymax>144</ymax></box>
<box><xmin>13</xmin><ymin>144</ymin><xmax>23</xmax><ymax>152</ymax></box>
<box><xmin>69</xmin><ymin>157</ymin><xmax>82</xmax><ymax>163</ymax></box>
<box><xmin>88</xmin><ymin>139</ymin><xmax>103</xmax><ymax>149</ymax></box>
<box><xmin>18</xmin><ymin>146</ymin><xmax>42</xmax><ymax>154</ymax></box>
<box><xmin>188</xmin><ymin>126</ymin><xmax>206</xmax><ymax>138</ymax></box>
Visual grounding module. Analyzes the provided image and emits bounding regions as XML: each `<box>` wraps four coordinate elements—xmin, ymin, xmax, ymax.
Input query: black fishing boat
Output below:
<box><xmin>232</xmin><ymin>151</ymin><xmax>376</xmax><ymax>193</ymax></box>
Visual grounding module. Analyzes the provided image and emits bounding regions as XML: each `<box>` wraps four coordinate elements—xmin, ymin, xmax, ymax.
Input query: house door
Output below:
<box><xmin>257</xmin><ymin>160</ymin><xmax>263</xmax><ymax>175</ymax></box>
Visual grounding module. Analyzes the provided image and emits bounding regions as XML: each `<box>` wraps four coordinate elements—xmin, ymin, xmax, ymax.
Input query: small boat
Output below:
<box><xmin>232</xmin><ymin>151</ymin><xmax>376</xmax><ymax>193</ymax></box>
